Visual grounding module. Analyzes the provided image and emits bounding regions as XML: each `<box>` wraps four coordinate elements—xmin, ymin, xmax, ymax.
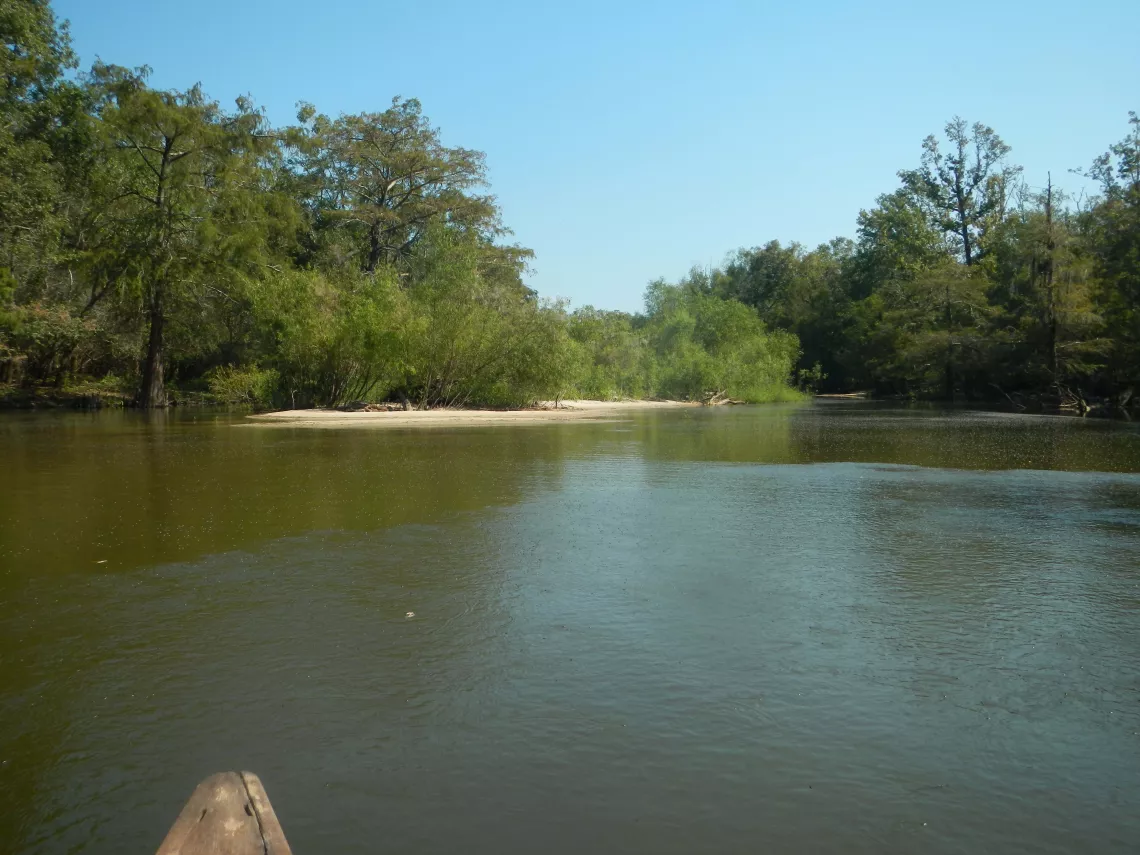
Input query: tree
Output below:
<box><xmin>0</xmin><ymin>0</ymin><xmax>74</xmax><ymax>105</ymax></box>
<box><xmin>988</xmin><ymin>178</ymin><xmax>1103</xmax><ymax>393</ymax></box>
<box><xmin>0</xmin><ymin>0</ymin><xmax>78</xmax><ymax>292</ymax></box>
<box><xmin>641</xmin><ymin>280</ymin><xmax>800</xmax><ymax>402</ymax></box>
<box><xmin>294</xmin><ymin>98</ymin><xmax>497</xmax><ymax>274</ymax></box>
<box><xmin>82</xmin><ymin>64</ymin><xmax>278</xmax><ymax>407</ymax></box>
<box><xmin>781</xmin><ymin>239</ymin><xmax>856</xmax><ymax>390</ymax></box>
<box><xmin>1084</xmin><ymin>112</ymin><xmax>1140</xmax><ymax>389</ymax></box>
<box><xmin>920</xmin><ymin>263</ymin><xmax>993</xmax><ymax>399</ymax></box>
<box><xmin>715</xmin><ymin>240</ymin><xmax>802</xmax><ymax>323</ymax></box>
<box><xmin>251</xmin><ymin>267</ymin><xmax>405</xmax><ymax>408</ymax></box>
<box><xmin>568</xmin><ymin>307</ymin><xmax>648</xmax><ymax>399</ymax></box>
<box><xmin>900</xmin><ymin>117</ymin><xmax>1021</xmax><ymax>266</ymax></box>
<box><xmin>850</xmin><ymin>261</ymin><xmax>991</xmax><ymax>397</ymax></box>
<box><xmin>402</xmin><ymin>229</ymin><xmax>566</xmax><ymax>407</ymax></box>
<box><xmin>848</xmin><ymin>189</ymin><xmax>949</xmax><ymax>296</ymax></box>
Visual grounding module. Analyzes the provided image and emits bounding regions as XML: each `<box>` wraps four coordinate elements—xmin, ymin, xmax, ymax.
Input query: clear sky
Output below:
<box><xmin>54</xmin><ymin>0</ymin><xmax>1139</xmax><ymax>313</ymax></box>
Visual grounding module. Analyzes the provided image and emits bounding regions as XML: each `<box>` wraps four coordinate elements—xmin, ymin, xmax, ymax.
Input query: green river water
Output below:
<box><xmin>1</xmin><ymin>402</ymin><xmax>1138</xmax><ymax>853</ymax></box>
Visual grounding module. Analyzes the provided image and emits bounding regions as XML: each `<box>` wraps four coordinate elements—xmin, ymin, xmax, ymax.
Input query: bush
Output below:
<box><xmin>206</xmin><ymin>365</ymin><xmax>279</xmax><ymax>406</ymax></box>
<box><xmin>0</xmin><ymin>301</ymin><xmax>105</xmax><ymax>386</ymax></box>
<box><xmin>640</xmin><ymin>285</ymin><xmax>800</xmax><ymax>401</ymax></box>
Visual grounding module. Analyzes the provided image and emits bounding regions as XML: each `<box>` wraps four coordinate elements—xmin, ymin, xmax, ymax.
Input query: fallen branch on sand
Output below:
<box><xmin>702</xmin><ymin>390</ymin><xmax>745</xmax><ymax>406</ymax></box>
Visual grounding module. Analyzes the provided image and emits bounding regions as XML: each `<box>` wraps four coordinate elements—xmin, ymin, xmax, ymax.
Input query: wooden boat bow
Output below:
<box><xmin>155</xmin><ymin>772</ymin><xmax>292</xmax><ymax>855</ymax></box>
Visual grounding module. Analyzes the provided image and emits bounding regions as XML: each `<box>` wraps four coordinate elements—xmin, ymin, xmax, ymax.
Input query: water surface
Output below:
<box><xmin>2</xmin><ymin>403</ymin><xmax>1138</xmax><ymax>853</ymax></box>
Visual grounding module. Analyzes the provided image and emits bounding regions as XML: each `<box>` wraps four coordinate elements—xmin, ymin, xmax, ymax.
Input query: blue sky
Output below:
<box><xmin>55</xmin><ymin>0</ymin><xmax>1139</xmax><ymax>313</ymax></box>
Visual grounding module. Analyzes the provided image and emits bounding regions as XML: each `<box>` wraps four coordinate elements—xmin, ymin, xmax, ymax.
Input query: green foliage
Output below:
<box><xmin>0</xmin><ymin>0</ymin><xmax>75</xmax><ymax>106</ymax></box>
<box><xmin>250</xmin><ymin>268</ymin><xmax>402</xmax><ymax>408</ymax></box>
<box><xmin>696</xmin><ymin>112</ymin><xmax>1140</xmax><ymax>404</ymax></box>
<box><xmin>0</xmin><ymin>300</ymin><xmax>103</xmax><ymax>385</ymax></box>
<box><xmin>291</xmin><ymin>98</ymin><xmax>496</xmax><ymax>274</ymax></box>
<box><xmin>561</xmin><ymin>281</ymin><xmax>801</xmax><ymax>403</ymax></box>
<box><xmin>0</xmin><ymin>0</ymin><xmax>82</xmax><ymax>296</ymax></box>
<box><xmin>716</xmin><ymin>241</ymin><xmax>802</xmax><ymax>321</ymax></box>
<box><xmin>1085</xmin><ymin>113</ymin><xmax>1140</xmax><ymax>387</ymax></box>
<box><xmin>987</xmin><ymin>198</ymin><xmax>1105</xmax><ymax>389</ymax></box>
<box><xmin>245</xmin><ymin>232</ymin><xmax>579</xmax><ymax>410</ymax></box>
<box><xmin>797</xmin><ymin>362</ymin><xmax>827</xmax><ymax>393</ymax></box>
<box><xmin>80</xmin><ymin>62</ymin><xmax>283</xmax><ymax>406</ymax></box>
<box><xmin>899</xmin><ymin>117</ymin><xmax>1022</xmax><ymax>266</ymax></box>
<box><xmin>3</xmin><ymin>5</ymin><xmax>1134</xmax><ymax>412</ymax></box>
<box><xmin>647</xmin><ymin>287</ymin><xmax>800</xmax><ymax>402</ymax></box>
<box><xmin>391</xmin><ymin>229</ymin><xmax>574</xmax><ymax>408</ymax></box>
<box><xmin>848</xmin><ymin>190</ymin><xmax>949</xmax><ymax>296</ymax></box>
<box><xmin>568</xmin><ymin>308</ymin><xmax>649</xmax><ymax>399</ymax></box>
<box><xmin>205</xmin><ymin>364</ymin><xmax>278</xmax><ymax>406</ymax></box>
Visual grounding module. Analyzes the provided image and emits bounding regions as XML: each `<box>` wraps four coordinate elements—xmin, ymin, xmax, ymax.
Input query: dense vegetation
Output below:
<box><xmin>0</xmin><ymin>1</ymin><xmax>798</xmax><ymax>409</ymax></box>
<box><xmin>685</xmin><ymin>115</ymin><xmax>1140</xmax><ymax>410</ymax></box>
<box><xmin>1</xmin><ymin>2</ymin><xmax>1136</xmax><ymax>411</ymax></box>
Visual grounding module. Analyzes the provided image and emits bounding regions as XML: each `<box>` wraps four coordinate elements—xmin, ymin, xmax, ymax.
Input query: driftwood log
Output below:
<box><xmin>701</xmin><ymin>390</ymin><xmax>745</xmax><ymax>406</ymax></box>
<box><xmin>155</xmin><ymin>772</ymin><xmax>292</xmax><ymax>855</ymax></box>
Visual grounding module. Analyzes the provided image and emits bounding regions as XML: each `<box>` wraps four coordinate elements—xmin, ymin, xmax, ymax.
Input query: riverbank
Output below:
<box><xmin>246</xmin><ymin>399</ymin><xmax>698</xmax><ymax>428</ymax></box>
<box><xmin>0</xmin><ymin>382</ymin><xmax>131</xmax><ymax>410</ymax></box>
<box><xmin>0</xmin><ymin>382</ymin><xmax>232</xmax><ymax>410</ymax></box>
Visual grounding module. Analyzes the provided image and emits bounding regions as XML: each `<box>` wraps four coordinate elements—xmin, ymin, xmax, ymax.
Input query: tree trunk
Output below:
<box><xmin>138</xmin><ymin>291</ymin><xmax>167</xmax><ymax>408</ymax></box>
<box><xmin>365</xmin><ymin>221</ymin><xmax>382</xmax><ymax>273</ymax></box>
<box><xmin>944</xmin><ymin>279</ymin><xmax>955</xmax><ymax>402</ymax></box>
<box><xmin>954</xmin><ymin>165</ymin><xmax>973</xmax><ymax>266</ymax></box>
<box><xmin>141</xmin><ymin>141</ymin><xmax>173</xmax><ymax>410</ymax></box>
<box><xmin>1044</xmin><ymin>174</ymin><xmax>1059</xmax><ymax>386</ymax></box>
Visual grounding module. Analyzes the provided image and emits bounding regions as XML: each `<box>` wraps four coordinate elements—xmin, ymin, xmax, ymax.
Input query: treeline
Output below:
<box><xmin>668</xmin><ymin>115</ymin><xmax>1139</xmax><ymax>408</ymax></box>
<box><xmin>5</xmin><ymin>3</ymin><xmax>1136</xmax><ymax>412</ymax></box>
<box><xmin>0</xmin><ymin>1</ymin><xmax>798</xmax><ymax>409</ymax></box>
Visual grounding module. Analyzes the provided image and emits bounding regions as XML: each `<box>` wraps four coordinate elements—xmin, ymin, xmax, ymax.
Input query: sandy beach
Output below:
<box><xmin>244</xmin><ymin>399</ymin><xmax>698</xmax><ymax>429</ymax></box>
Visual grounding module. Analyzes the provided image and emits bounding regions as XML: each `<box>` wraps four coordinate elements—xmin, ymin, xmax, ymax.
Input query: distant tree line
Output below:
<box><xmin>1</xmin><ymin>2</ymin><xmax>1136</xmax><ymax>411</ymax></box>
<box><xmin>0</xmin><ymin>1</ymin><xmax>799</xmax><ymax>409</ymax></box>
<box><xmin>673</xmin><ymin>115</ymin><xmax>1140</xmax><ymax>410</ymax></box>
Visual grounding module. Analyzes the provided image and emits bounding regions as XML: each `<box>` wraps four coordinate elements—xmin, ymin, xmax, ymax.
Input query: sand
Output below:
<box><xmin>244</xmin><ymin>399</ymin><xmax>698</xmax><ymax>429</ymax></box>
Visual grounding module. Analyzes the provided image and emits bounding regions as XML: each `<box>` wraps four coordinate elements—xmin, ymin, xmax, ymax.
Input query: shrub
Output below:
<box><xmin>206</xmin><ymin>365</ymin><xmax>279</xmax><ymax>406</ymax></box>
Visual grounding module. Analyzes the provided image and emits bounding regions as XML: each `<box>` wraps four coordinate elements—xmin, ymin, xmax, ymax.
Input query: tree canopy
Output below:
<box><xmin>0</xmin><ymin>3</ymin><xmax>801</xmax><ymax>409</ymax></box>
<box><xmin>1</xmin><ymin>3</ymin><xmax>1136</xmax><ymax>414</ymax></box>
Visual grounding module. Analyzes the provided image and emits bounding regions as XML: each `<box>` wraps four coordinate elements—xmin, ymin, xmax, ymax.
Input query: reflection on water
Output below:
<box><xmin>1</xmin><ymin>403</ymin><xmax>1139</xmax><ymax>853</ymax></box>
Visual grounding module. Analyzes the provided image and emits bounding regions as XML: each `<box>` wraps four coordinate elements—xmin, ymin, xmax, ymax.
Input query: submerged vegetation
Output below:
<box><xmin>1</xmin><ymin>2</ymin><xmax>1136</xmax><ymax>411</ymax></box>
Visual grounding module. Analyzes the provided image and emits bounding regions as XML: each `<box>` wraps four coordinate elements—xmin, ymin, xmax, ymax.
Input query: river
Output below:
<box><xmin>1</xmin><ymin>402</ymin><xmax>1138</xmax><ymax>853</ymax></box>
